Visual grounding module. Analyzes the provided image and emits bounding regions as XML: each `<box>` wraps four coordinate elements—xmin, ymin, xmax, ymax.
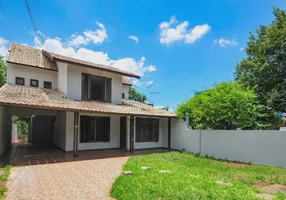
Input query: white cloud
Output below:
<box><xmin>43</xmin><ymin>38</ymin><xmax>77</xmax><ymax>58</ymax></box>
<box><xmin>184</xmin><ymin>24</ymin><xmax>211</xmax><ymax>44</ymax></box>
<box><xmin>159</xmin><ymin>15</ymin><xmax>177</xmax><ymax>29</ymax></box>
<box><xmin>240</xmin><ymin>47</ymin><xmax>244</xmax><ymax>51</ymax></box>
<box><xmin>68</xmin><ymin>35</ymin><xmax>88</xmax><ymax>47</ymax></box>
<box><xmin>0</xmin><ymin>37</ymin><xmax>8</xmax><ymax>56</ymax></box>
<box><xmin>155</xmin><ymin>105</ymin><xmax>174</xmax><ymax>112</ymax></box>
<box><xmin>213</xmin><ymin>38</ymin><xmax>238</xmax><ymax>47</ymax></box>
<box><xmin>38</xmin><ymin>36</ymin><xmax>156</xmax><ymax>84</ymax></box>
<box><xmin>68</xmin><ymin>22</ymin><xmax>108</xmax><ymax>47</ymax></box>
<box><xmin>131</xmin><ymin>79</ymin><xmax>154</xmax><ymax>87</ymax></box>
<box><xmin>159</xmin><ymin>16</ymin><xmax>211</xmax><ymax>45</ymax></box>
<box><xmin>128</xmin><ymin>35</ymin><xmax>139</xmax><ymax>44</ymax></box>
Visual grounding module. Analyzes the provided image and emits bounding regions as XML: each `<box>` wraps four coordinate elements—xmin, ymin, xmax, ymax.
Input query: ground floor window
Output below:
<box><xmin>136</xmin><ymin>118</ymin><xmax>159</xmax><ymax>142</ymax></box>
<box><xmin>80</xmin><ymin>116</ymin><xmax>110</xmax><ymax>142</ymax></box>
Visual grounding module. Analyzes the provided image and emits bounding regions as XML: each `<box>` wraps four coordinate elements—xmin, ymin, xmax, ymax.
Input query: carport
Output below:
<box><xmin>0</xmin><ymin>106</ymin><xmax>68</xmax><ymax>166</ymax></box>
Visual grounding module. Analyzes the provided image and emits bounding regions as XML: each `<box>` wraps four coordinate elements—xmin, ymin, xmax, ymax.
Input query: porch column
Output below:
<box><xmin>168</xmin><ymin>118</ymin><xmax>171</xmax><ymax>149</ymax></box>
<box><xmin>73</xmin><ymin>112</ymin><xmax>79</xmax><ymax>157</ymax></box>
<box><xmin>129</xmin><ymin>116</ymin><xmax>135</xmax><ymax>153</ymax></box>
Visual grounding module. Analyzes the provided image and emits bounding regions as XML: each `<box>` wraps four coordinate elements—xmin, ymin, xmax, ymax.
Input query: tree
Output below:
<box><xmin>176</xmin><ymin>81</ymin><xmax>267</xmax><ymax>130</ymax></box>
<box><xmin>129</xmin><ymin>87</ymin><xmax>147</xmax><ymax>102</ymax></box>
<box><xmin>235</xmin><ymin>7</ymin><xmax>286</xmax><ymax>113</ymax></box>
<box><xmin>0</xmin><ymin>55</ymin><xmax>6</xmax><ymax>87</ymax></box>
<box><xmin>12</xmin><ymin>116</ymin><xmax>28</xmax><ymax>140</ymax></box>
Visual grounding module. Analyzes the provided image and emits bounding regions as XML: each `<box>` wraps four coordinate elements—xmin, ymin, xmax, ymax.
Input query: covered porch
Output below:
<box><xmin>0</xmin><ymin>84</ymin><xmax>176</xmax><ymax>166</ymax></box>
<box><xmin>0</xmin><ymin>143</ymin><xmax>170</xmax><ymax>167</ymax></box>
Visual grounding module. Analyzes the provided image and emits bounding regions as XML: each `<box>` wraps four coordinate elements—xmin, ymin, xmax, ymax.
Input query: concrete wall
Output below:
<box><xmin>67</xmin><ymin>64</ymin><xmax>123</xmax><ymax>104</ymax></box>
<box><xmin>171</xmin><ymin>118</ymin><xmax>286</xmax><ymax>167</ymax></box>
<box><xmin>54</xmin><ymin>111</ymin><xmax>66</xmax><ymax>150</ymax></box>
<box><xmin>171</xmin><ymin>119</ymin><xmax>201</xmax><ymax>154</ymax></box>
<box><xmin>7</xmin><ymin>63</ymin><xmax>57</xmax><ymax>89</ymax></box>
<box><xmin>0</xmin><ymin>106</ymin><xmax>12</xmax><ymax>156</ymax></box>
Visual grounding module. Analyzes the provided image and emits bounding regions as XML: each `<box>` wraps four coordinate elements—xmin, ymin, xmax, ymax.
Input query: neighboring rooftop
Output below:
<box><xmin>122</xmin><ymin>77</ymin><xmax>132</xmax><ymax>86</ymax></box>
<box><xmin>0</xmin><ymin>84</ymin><xmax>176</xmax><ymax>117</ymax></box>
<box><xmin>7</xmin><ymin>42</ymin><xmax>140</xmax><ymax>78</ymax></box>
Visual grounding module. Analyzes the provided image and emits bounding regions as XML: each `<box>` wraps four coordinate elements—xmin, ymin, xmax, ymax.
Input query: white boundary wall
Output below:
<box><xmin>171</xmin><ymin>118</ymin><xmax>286</xmax><ymax>167</ymax></box>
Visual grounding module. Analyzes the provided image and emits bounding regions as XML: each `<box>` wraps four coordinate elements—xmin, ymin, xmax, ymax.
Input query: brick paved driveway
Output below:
<box><xmin>5</xmin><ymin>157</ymin><xmax>129</xmax><ymax>200</ymax></box>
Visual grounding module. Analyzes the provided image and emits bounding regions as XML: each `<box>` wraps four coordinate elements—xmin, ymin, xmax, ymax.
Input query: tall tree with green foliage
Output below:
<box><xmin>177</xmin><ymin>81</ymin><xmax>267</xmax><ymax>130</ymax></box>
<box><xmin>0</xmin><ymin>55</ymin><xmax>6</xmax><ymax>87</ymax></box>
<box><xmin>235</xmin><ymin>7</ymin><xmax>286</xmax><ymax>113</ymax></box>
<box><xmin>129</xmin><ymin>87</ymin><xmax>147</xmax><ymax>102</ymax></box>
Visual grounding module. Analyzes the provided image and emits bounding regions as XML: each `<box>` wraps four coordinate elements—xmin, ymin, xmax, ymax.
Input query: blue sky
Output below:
<box><xmin>0</xmin><ymin>0</ymin><xmax>285</xmax><ymax>111</ymax></box>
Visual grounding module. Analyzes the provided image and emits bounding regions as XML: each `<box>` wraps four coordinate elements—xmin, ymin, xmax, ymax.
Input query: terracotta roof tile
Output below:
<box><xmin>122</xmin><ymin>77</ymin><xmax>132</xmax><ymax>86</ymax></box>
<box><xmin>7</xmin><ymin>43</ymin><xmax>57</xmax><ymax>71</ymax></box>
<box><xmin>0</xmin><ymin>84</ymin><xmax>176</xmax><ymax>117</ymax></box>
<box><xmin>7</xmin><ymin>43</ymin><xmax>140</xmax><ymax>78</ymax></box>
<box><xmin>47</xmin><ymin>51</ymin><xmax>140</xmax><ymax>78</ymax></box>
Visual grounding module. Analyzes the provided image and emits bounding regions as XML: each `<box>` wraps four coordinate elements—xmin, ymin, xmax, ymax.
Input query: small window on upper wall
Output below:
<box><xmin>44</xmin><ymin>81</ymin><xmax>52</xmax><ymax>89</ymax></box>
<box><xmin>30</xmin><ymin>79</ymin><xmax>39</xmax><ymax>87</ymax></box>
<box><xmin>15</xmin><ymin>77</ymin><xmax>25</xmax><ymax>86</ymax></box>
<box><xmin>122</xmin><ymin>93</ymin><xmax>125</xmax><ymax>99</ymax></box>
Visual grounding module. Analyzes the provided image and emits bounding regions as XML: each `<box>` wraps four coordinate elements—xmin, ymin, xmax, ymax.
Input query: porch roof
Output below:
<box><xmin>0</xmin><ymin>84</ymin><xmax>176</xmax><ymax>117</ymax></box>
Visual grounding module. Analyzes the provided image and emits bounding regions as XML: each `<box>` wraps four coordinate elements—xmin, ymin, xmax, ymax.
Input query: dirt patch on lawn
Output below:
<box><xmin>256</xmin><ymin>184</ymin><xmax>286</xmax><ymax>194</ymax></box>
<box><xmin>224</xmin><ymin>161</ymin><xmax>250</xmax><ymax>167</ymax></box>
<box><xmin>0</xmin><ymin>182</ymin><xmax>5</xmax><ymax>188</ymax></box>
<box><xmin>256</xmin><ymin>193</ymin><xmax>274</xmax><ymax>200</ymax></box>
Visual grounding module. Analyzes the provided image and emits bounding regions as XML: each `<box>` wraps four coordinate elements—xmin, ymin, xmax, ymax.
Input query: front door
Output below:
<box><xmin>120</xmin><ymin>117</ymin><xmax>127</xmax><ymax>148</ymax></box>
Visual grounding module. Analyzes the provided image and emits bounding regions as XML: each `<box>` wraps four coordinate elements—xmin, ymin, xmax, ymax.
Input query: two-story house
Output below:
<box><xmin>0</xmin><ymin>43</ymin><xmax>176</xmax><ymax>157</ymax></box>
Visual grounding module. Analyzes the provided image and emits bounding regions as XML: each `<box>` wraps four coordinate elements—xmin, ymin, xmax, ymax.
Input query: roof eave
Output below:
<box><xmin>6</xmin><ymin>60</ymin><xmax>58</xmax><ymax>72</ymax></box>
<box><xmin>0</xmin><ymin>101</ymin><xmax>176</xmax><ymax>118</ymax></box>
<box><xmin>53</xmin><ymin>57</ymin><xmax>141</xmax><ymax>79</ymax></box>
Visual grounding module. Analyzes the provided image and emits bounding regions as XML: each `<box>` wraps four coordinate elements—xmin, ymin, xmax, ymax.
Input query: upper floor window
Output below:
<box><xmin>15</xmin><ymin>77</ymin><xmax>25</xmax><ymax>86</ymax></box>
<box><xmin>82</xmin><ymin>73</ymin><xmax>112</xmax><ymax>103</ymax></box>
<box><xmin>44</xmin><ymin>81</ymin><xmax>52</xmax><ymax>89</ymax></box>
<box><xmin>30</xmin><ymin>79</ymin><xmax>39</xmax><ymax>87</ymax></box>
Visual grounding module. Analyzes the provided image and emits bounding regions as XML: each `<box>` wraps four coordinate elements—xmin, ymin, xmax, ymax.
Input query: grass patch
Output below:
<box><xmin>0</xmin><ymin>166</ymin><xmax>11</xmax><ymax>200</ymax></box>
<box><xmin>110</xmin><ymin>151</ymin><xmax>286</xmax><ymax>200</ymax></box>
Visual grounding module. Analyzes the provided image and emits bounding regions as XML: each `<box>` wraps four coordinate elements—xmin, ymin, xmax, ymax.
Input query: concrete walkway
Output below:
<box><xmin>5</xmin><ymin>157</ymin><xmax>129</xmax><ymax>200</ymax></box>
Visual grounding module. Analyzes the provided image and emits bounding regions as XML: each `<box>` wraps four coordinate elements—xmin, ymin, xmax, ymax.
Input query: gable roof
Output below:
<box><xmin>122</xmin><ymin>77</ymin><xmax>132</xmax><ymax>86</ymax></box>
<box><xmin>7</xmin><ymin>43</ymin><xmax>140</xmax><ymax>78</ymax></box>
<box><xmin>0</xmin><ymin>84</ymin><xmax>176</xmax><ymax>117</ymax></box>
<box><xmin>7</xmin><ymin>43</ymin><xmax>57</xmax><ymax>71</ymax></box>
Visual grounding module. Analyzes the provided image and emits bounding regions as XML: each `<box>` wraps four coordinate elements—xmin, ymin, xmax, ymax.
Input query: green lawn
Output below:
<box><xmin>0</xmin><ymin>166</ymin><xmax>11</xmax><ymax>200</ymax></box>
<box><xmin>110</xmin><ymin>151</ymin><xmax>286</xmax><ymax>200</ymax></box>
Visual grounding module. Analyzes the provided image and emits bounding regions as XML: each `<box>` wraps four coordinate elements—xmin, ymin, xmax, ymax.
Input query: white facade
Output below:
<box><xmin>3</xmin><ymin>60</ymin><xmax>171</xmax><ymax>154</ymax></box>
<box><xmin>66</xmin><ymin>65</ymin><xmax>123</xmax><ymax>104</ymax></box>
<box><xmin>60</xmin><ymin>112</ymin><xmax>169</xmax><ymax>151</ymax></box>
<box><xmin>122</xmin><ymin>85</ymin><xmax>129</xmax><ymax>99</ymax></box>
<box><xmin>7</xmin><ymin>62</ymin><xmax>129</xmax><ymax>105</ymax></box>
<box><xmin>7</xmin><ymin>63</ymin><xmax>57</xmax><ymax>89</ymax></box>
<box><xmin>57</xmin><ymin>62</ymin><xmax>68</xmax><ymax>94</ymax></box>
